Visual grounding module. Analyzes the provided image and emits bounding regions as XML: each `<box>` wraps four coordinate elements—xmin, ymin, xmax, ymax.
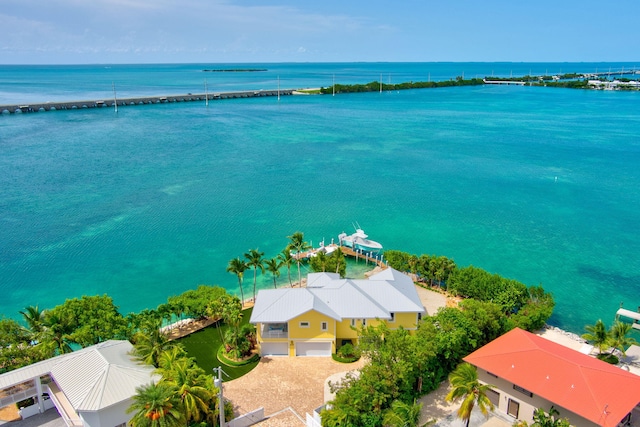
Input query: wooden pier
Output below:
<box><xmin>0</xmin><ymin>88</ymin><xmax>295</xmax><ymax>115</ymax></box>
<box><xmin>293</xmin><ymin>243</ymin><xmax>387</xmax><ymax>269</ymax></box>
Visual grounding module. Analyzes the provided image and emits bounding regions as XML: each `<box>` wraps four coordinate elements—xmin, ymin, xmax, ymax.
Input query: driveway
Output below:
<box><xmin>223</xmin><ymin>357</ymin><xmax>365</xmax><ymax>424</ymax></box>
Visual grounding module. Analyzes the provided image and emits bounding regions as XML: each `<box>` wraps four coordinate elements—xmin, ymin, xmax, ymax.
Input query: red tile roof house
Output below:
<box><xmin>464</xmin><ymin>328</ymin><xmax>640</xmax><ymax>427</ymax></box>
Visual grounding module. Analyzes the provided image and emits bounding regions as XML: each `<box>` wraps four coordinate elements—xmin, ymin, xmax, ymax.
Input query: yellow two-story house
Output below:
<box><xmin>249</xmin><ymin>267</ymin><xmax>425</xmax><ymax>357</ymax></box>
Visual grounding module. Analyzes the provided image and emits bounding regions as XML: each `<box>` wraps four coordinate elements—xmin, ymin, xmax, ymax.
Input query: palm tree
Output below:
<box><xmin>313</xmin><ymin>250</ymin><xmax>329</xmax><ymax>272</ymax></box>
<box><xmin>156</xmin><ymin>345</ymin><xmax>188</xmax><ymax>374</ymax></box>
<box><xmin>226</xmin><ymin>257</ymin><xmax>248</xmax><ymax>305</ymax></box>
<box><xmin>382</xmin><ymin>399</ymin><xmax>423</xmax><ymax>427</ymax></box>
<box><xmin>531</xmin><ymin>406</ymin><xmax>571</xmax><ymax>427</ymax></box>
<box><xmin>127</xmin><ymin>381</ymin><xmax>185</xmax><ymax>427</ymax></box>
<box><xmin>20</xmin><ymin>305</ymin><xmax>46</xmax><ymax>335</ymax></box>
<box><xmin>244</xmin><ymin>248</ymin><xmax>265</xmax><ymax>302</ymax></box>
<box><xmin>221</xmin><ymin>300</ymin><xmax>244</xmax><ymax>356</ymax></box>
<box><xmin>609</xmin><ymin>320</ymin><xmax>637</xmax><ymax>357</ymax></box>
<box><xmin>160</xmin><ymin>359</ymin><xmax>212</xmax><ymax>425</ymax></box>
<box><xmin>288</xmin><ymin>231</ymin><xmax>310</xmax><ymax>286</ymax></box>
<box><xmin>446</xmin><ymin>363</ymin><xmax>495</xmax><ymax>427</ymax></box>
<box><xmin>39</xmin><ymin>311</ymin><xmax>74</xmax><ymax>355</ymax></box>
<box><xmin>132</xmin><ymin>321</ymin><xmax>173</xmax><ymax>368</ymax></box>
<box><xmin>264</xmin><ymin>257</ymin><xmax>283</xmax><ymax>288</ymax></box>
<box><xmin>582</xmin><ymin>319</ymin><xmax>611</xmax><ymax>355</ymax></box>
<box><xmin>277</xmin><ymin>248</ymin><xmax>294</xmax><ymax>287</ymax></box>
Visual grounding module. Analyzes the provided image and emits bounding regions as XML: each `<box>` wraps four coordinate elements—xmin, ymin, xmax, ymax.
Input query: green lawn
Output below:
<box><xmin>175</xmin><ymin>308</ymin><xmax>259</xmax><ymax>380</ymax></box>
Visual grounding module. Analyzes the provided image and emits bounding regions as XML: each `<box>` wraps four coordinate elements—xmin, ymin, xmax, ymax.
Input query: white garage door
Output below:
<box><xmin>295</xmin><ymin>341</ymin><xmax>332</xmax><ymax>357</ymax></box>
<box><xmin>260</xmin><ymin>342</ymin><xmax>288</xmax><ymax>356</ymax></box>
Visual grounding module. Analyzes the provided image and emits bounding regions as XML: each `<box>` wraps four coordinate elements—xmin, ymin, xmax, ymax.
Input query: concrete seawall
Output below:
<box><xmin>0</xmin><ymin>89</ymin><xmax>295</xmax><ymax>114</ymax></box>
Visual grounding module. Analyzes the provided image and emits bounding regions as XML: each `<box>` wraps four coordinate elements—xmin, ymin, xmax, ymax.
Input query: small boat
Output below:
<box><xmin>338</xmin><ymin>226</ymin><xmax>383</xmax><ymax>255</ymax></box>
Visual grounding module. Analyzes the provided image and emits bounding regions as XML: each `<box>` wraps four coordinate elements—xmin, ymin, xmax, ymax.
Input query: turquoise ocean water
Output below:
<box><xmin>1</xmin><ymin>62</ymin><xmax>639</xmax><ymax>334</ymax></box>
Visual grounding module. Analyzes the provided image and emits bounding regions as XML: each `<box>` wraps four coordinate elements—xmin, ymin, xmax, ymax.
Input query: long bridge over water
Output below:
<box><xmin>0</xmin><ymin>88</ymin><xmax>295</xmax><ymax>115</ymax></box>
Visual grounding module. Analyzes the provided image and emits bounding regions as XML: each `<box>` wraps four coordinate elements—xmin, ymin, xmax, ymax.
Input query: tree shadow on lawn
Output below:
<box><xmin>175</xmin><ymin>308</ymin><xmax>259</xmax><ymax>380</ymax></box>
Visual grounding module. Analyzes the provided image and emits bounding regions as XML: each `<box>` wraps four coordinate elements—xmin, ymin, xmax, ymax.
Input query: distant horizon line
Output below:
<box><xmin>1</xmin><ymin>60</ymin><xmax>639</xmax><ymax>67</ymax></box>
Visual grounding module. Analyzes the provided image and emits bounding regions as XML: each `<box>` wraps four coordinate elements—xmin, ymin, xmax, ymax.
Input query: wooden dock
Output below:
<box><xmin>293</xmin><ymin>243</ymin><xmax>387</xmax><ymax>268</ymax></box>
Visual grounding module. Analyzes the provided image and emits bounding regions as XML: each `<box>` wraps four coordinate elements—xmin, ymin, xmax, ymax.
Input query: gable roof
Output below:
<box><xmin>250</xmin><ymin>267</ymin><xmax>425</xmax><ymax>324</ymax></box>
<box><xmin>464</xmin><ymin>328</ymin><xmax>640</xmax><ymax>427</ymax></box>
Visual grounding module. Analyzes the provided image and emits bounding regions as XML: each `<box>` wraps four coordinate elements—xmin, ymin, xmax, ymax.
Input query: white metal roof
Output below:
<box><xmin>0</xmin><ymin>340</ymin><xmax>156</xmax><ymax>412</ymax></box>
<box><xmin>250</xmin><ymin>267</ymin><xmax>425</xmax><ymax>324</ymax></box>
<box><xmin>306</xmin><ymin>272</ymin><xmax>340</xmax><ymax>287</ymax></box>
<box><xmin>310</xmin><ymin>281</ymin><xmax>390</xmax><ymax>319</ymax></box>
<box><xmin>0</xmin><ymin>349</ymin><xmax>67</xmax><ymax>390</ymax></box>
<box><xmin>50</xmin><ymin>340</ymin><xmax>157</xmax><ymax>411</ymax></box>
<box><xmin>249</xmin><ymin>288</ymin><xmax>341</xmax><ymax>323</ymax></box>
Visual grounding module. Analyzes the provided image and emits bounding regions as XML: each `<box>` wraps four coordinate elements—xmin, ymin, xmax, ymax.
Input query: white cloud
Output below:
<box><xmin>0</xmin><ymin>0</ymin><xmax>395</xmax><ymax>63</ymax></box>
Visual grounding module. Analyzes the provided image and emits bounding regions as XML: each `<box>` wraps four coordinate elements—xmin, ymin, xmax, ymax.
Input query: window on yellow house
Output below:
<box><xmin>299</xmin><ymin>321</ymin><xmax>310</xmax><ymax>328</ymax></box>
<box><xmin>321</xmin><ymin>322</ymin><xmax>328</xmax><ymax>331</ymax></box>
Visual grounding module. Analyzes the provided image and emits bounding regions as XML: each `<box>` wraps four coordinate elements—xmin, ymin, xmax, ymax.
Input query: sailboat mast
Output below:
<box><xmin>112</xmin><ymin>82</ymin><xmax>118</xmax><ymax>113</ymax></box>
<box><xmin>277</xmin><ymin>75</ymin><xmax>280</xmax><ymax>101</ymax></box>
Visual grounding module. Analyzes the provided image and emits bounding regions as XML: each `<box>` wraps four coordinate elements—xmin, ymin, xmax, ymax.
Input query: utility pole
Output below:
<box><xmin>112</xmin><ymin>82</ymin><xmax>118</xmax><ymax>113</ymax></box>
<box><xmin>214</xmin><ymin>367</ymin><xmax>225</xmax><ymax>427</ymax></box>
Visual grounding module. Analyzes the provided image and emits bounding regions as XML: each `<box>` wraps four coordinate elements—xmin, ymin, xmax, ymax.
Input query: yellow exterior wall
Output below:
<box><xmin>336</xmin><ymin>319</ymin><xmax>358</xmax><ymax>340</ymax></box>
<box><xmin>389</xmin><ymin>312</ymin><xmax>419</xmax><ymax>331</ymax></box>
<box><xmin>287</xmin><ymin>311</ymin><xmax>336</xmax><ymax>356</ymax></box>
<box><xmin>288</xmin><ymin>311</ymin><xmax>335</xmax><ymax>340</ymax></box>
<box><xmin>257</xmin><ymin>310</ymin><xmax>423</xmax><ymax>356</ymax></box>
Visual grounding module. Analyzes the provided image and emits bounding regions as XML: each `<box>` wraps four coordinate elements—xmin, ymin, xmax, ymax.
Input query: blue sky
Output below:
<box><xmin>1</xmin><ymin>0</ymin><xmax>638</xmax><ymax>64</ymax></box>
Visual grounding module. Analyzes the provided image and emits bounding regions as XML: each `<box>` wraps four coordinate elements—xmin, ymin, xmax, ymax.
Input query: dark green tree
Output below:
<box><xmin>127</xmin><ymin>382</ymin><xmax>185</xmax><ymax>427</ymax></box>
<box><xmin>264</xmin><ymin>257</ymin><xmax>283</xmax><ymax>289</ymax></box>
<box><xmin>244</xmin><ymin>248</ymin><xmax>265</xmax><ymax>302</ymax></box>
<box><xmin>581</xmin><ymin>319</ymin><xmax>611</xmax><ymax>355</ymax></box>
<box><xmin>287</xmin><ymin>231</ymin><xmax>310</xmax><ymax>285</ymax></box>
<box><xmin>226</xmin><ymin>257</ymin><xmax>248</xmax><ymax>304</ymax></box>
<box><xmin>277</xmin><ymin>248</ymin><xmax>294</xmax><ymax>287</ymax></box>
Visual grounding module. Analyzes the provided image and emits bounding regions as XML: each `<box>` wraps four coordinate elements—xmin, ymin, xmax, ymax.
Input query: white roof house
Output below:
<box><xmin>0</xmin><ymin>340</ymin><xmax>157</xmax><ymax>427</ymax></box>
<box><xmin>250</xmin><ymin>267</ymin><xmax>425</xmax><ymax>324</ymax></box>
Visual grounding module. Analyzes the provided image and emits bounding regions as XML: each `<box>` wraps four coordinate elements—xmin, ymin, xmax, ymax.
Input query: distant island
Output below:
<box><xmin>202</xmin><ymin>68</ymin><xmax>267</xmax><ymax>72</ymax></box>
<box><xmin>318</xmin><ymin>71</ymin><xmax>640</xmax><ymax>94</ymax></box>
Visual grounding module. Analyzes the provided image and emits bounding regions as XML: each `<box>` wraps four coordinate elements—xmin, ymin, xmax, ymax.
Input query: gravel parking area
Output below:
<box><xmin>223</xmin><ymin>357</ymin><xmax>365</xmax><ymax>425</ymax></box>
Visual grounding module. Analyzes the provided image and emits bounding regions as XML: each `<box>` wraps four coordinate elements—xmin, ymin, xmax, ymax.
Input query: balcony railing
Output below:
<box><xmin>260</xmin><ymin>323</ymin><xmax>288</xmax><ymax>339</ymax></box>
<box><xmin>46</xmin><ymin>383</ymin><xmax>83</xmax><ymax>427</ymax></box>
